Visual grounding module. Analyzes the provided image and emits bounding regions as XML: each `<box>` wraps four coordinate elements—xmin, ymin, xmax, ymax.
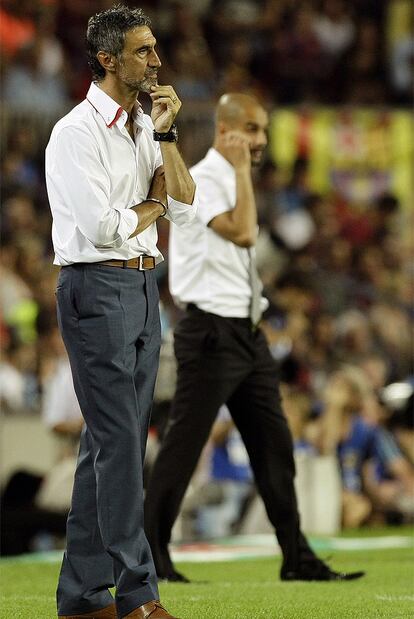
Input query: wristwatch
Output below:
<box><xmin>153</xmin><ymin>123</ymin><xmax>178</xmax><ymax>142</ymax></box>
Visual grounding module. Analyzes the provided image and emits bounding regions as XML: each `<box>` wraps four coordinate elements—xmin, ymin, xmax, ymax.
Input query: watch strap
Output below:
<box><xmin>153</xmin><ymin>123</ymin><xmax>178</xmax><ymax>142</ymax></box>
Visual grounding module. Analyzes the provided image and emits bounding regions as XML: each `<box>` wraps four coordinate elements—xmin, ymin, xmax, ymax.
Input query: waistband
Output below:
<box><xmin>186</xmin><ymin>303</ymin><xmax>253</xmax><ymax>325</ymax></box>
<box><xmin>63</xmin><ymin>256</ymin><xmax>156</xmax><ymax>271</ymax></box>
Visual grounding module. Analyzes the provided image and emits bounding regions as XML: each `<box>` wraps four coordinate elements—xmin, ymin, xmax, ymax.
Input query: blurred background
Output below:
<box><xmin>0</xmin><ymin>0</ymin><xmax>413</xmax><ymax>555</ymax></box>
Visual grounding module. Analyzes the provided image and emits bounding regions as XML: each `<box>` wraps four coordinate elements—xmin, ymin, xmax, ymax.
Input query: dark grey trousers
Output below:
<box><xmin>55</xmin><ymin>264</ymin><xmax>160</xmax><ymax>618</ymax></box>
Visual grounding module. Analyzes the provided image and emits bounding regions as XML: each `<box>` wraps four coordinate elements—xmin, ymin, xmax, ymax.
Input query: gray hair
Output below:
<box><xmin>86</xmin><ymin>4</ymin><xmax>151</xmax><ymax>81</ymax></box>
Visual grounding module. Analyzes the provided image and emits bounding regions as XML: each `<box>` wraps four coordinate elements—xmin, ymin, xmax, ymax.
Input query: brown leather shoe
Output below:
<box><xmin>59</xmin><ymin>602</ymin><xmax>117</xmax><ymax>619</ymax></box>
<box><xmin>123</xmin><ymin>600</ymin><xmax>180</xmax><ymax>618</ymax></box>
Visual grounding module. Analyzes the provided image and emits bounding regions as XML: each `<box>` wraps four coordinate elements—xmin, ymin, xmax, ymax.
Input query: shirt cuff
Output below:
<box><xmin>164</xmin><ymin>190</ymin><xmax>198</xmax><ymax>226</ymax></box>
<box><xmin>94</xmin><ymin>207</ymin><xmax>138</xmax><ymax>249</ymax></box>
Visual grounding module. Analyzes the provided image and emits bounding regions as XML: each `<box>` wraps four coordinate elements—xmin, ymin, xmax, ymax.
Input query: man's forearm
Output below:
<box><xmin>129</xmin><ymin>200</ymin><xmax>166</xmax><ymax>238</ymax></box>
<box><xmin>148</xmin><ymin>166</ymin><xmax>167</xmax><ymax>204</ymax></box>
<box><xmin>160</xmin><ymin>142</ymin><xmax>195</xmax><ymax>204</ymax></box>
<box><xmin>232</xmin><ymin>167</ymin><xmax>257</xmax><ymax>240</ymax></box>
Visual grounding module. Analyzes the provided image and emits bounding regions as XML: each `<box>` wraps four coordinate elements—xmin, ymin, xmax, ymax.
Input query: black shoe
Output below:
<box><xmin>158</xmin><ymin>569</ymin><xmax>190</xmax><ymax>583</ymax></box>
<box><xmin>281</xmin><ymin>559</ymin><xmax>365</xmax><ymax>582</ymax></box>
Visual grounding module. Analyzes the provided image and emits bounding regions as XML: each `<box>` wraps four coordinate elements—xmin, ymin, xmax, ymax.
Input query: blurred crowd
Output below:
<box><xmin>0</xmin><ymin>0</ymin><xmax>413</xmax><ymax>108</ymax></box>
<box><xmin>1</xmin><ymin>0</ymin><xmax>413</xmax><ymax>554</ymax></box>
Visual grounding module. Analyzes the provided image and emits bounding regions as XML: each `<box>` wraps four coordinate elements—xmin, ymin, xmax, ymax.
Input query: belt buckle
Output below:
<box><xmin>137</xmin><ymin>255</ymin><xmax>154</xmax><ymax>270</ymax></box>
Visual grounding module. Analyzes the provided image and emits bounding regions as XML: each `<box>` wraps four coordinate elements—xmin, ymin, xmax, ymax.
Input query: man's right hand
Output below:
<box><xmin>218</xmin><ymin>131</ymin><xmax>251</xmax><ymax>171</ymax></box>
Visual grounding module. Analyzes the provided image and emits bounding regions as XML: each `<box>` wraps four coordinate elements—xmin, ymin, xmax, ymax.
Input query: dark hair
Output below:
<box><xmin>86</xmin><ymin>4</ymin><xmax>151</xmax><ymax>81</ymax></box>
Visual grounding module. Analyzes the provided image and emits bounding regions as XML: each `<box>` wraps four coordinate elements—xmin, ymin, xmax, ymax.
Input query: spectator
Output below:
<box><xmin>0</xmin><ymin>0</ymin><xmax>36</xmax><ymax>60</ymax></box>
<box><xmin>42</xmin><ymin>353</ymin><xmax>83</xmax><ymax>439</ymax></box>
<box><xmin>312</xmin><ymin>0</ymin><xmax>355</xmax><ymax>58</ymax></box>
<box><xmin>345</xmin><ymin>20</ymin><xmax>387</xmax><ymax>104</ymax></box>
<box><xmin>162</xmin><ymin>3</ymin><xmax>215</xmax><ymax>101</ymax></box>
<box><xmin>196</xmin><ymin>406</ymin><xmax>254</xmax><ymax>539</ymax></box>
<box><xmin>0</xmin><ymin>470</ymin><xmax>67</xmax><ymax>556</ymax></box>
<box><xmin>3</xmin><ymin>38</ymin><xmax>68</xmax><ymax>112</ymax></box>
<box><xmin>0</xmin><ymin>330</ymin><xmax>26</xmax><ymax>413</ymax></box>
<box><xmin>319</xmin><ymin>369</ymin><xmax>414</xmax><ymax>527</ymax></box>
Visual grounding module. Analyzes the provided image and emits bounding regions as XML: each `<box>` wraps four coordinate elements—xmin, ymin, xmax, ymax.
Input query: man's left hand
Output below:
<box><xmin>150</xmin><ymin>85</ymin><xmax>181</xmax><ymax>132</ymax></box>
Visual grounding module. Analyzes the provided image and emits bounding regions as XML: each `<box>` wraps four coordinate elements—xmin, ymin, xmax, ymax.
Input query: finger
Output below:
<box><xmin>150</xmin><ymin>96</ymin><xmax>180</xmax><ymax>110</ymax></box>
<box><xmin>151</xmin><ymin>86</ymin><xmax>177</xmax><ymax>97</ymax></box>
<box><xmin>150</xmin><ymin>83</ymin><xmax>174</xmax><ymax>91</ymax></box>
<box><xmin>226</xmin><ymin>131</ymin><xmax>249</xmax><ymax>144</ymax></box>
<box><xmin>150</xmin><ymin>86</ymin><xmax>179</xmax><ymax>104</ymax></box>
<box><xmin>150</xmin><ymin>95</ymin><xmax>181</xmax><ymax>110</ymax></box>
<box><xmin>225</xmin><ymin>135</ymin><xmax>248</xmax><ymax>148</ymax></box>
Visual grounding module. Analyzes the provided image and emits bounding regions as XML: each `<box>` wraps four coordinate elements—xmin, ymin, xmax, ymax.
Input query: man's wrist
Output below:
<box><xmin>153</xmin><ymin>123</ymin><xmax>178</xmax><ymax>142</ymax></box>
<box><xmin>146</xmin><ymin>197</ymin><xmax>168</xmax><ymax>217</ymax></box>
<box><xmin>235</xmin><ymin>164</ymin><xmax>251</xmax><ymax>175</ymax></box>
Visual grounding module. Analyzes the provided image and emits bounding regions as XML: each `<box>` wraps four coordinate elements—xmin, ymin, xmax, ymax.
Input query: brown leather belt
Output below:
<box><xmin>98</xmin><ymin>256</ymin><xmax>156</xmax><ymax>270</ymax></box>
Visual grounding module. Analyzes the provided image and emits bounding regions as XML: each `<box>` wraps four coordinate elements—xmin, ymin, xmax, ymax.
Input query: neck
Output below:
<box><xmin>97</xmin><ymin>78</ymin><xmax>139</xmax><ymax>115</ymax></box>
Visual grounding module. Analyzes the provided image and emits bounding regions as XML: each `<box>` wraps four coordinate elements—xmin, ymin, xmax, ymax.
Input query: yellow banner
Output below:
<box><xmin>270</xmin><ymin>108</ymin><xmax>413</xmax><ymax>208</ymax></box>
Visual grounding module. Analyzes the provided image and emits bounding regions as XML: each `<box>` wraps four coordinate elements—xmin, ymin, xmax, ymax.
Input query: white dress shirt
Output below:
<box><xmin>169</xmin><ymin>148</ymin><xmax>268</xmax><ymax>318</ymax></box>
<box><xmin>42</xmin><ymin>358</ymin><xmax>82</xmax><ymax>429</ymax></box>
<box><xmin>45</xmin><ymin>83</ymin><xmax>196</xmax><ymax>265</ymax></box>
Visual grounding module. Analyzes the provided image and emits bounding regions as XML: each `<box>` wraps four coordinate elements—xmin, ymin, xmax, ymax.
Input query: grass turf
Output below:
<box><xmin>1</xmin><ymin>531</ymin><xmax>413</xmax><ymax>618</ymax></box>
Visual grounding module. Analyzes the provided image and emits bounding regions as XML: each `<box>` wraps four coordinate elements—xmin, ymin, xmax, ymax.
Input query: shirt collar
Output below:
<box><xmin>86</xmin><ymin>82</ymin><xmax>144</xmax><ymax>129</ymax></box>
<box><xmin>207</xmin><ymin>148</ymin><xmax>235</xmax><ymax>179</ymax></box>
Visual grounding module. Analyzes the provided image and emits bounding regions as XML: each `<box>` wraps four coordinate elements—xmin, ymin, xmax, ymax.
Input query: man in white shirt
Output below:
<box><xmin>145</xmin><ymin>93</ymin><xmax>364</xmax><ymax>585</ymax></box>
<box><xmin>45</xmin><ymin>6</ymin><xmax>196</xmax><ymax>619</ymax></box>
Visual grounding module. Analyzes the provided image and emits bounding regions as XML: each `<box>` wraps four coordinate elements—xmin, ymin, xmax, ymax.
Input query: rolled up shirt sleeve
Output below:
<box><xmin>193</xmin><ymin>173</ymin><xmax>231</xmax><ymax>226</ymax></box>
<box><xmin>48</xmin><ymin>126</ymin><xmax>138</xmax><ymax>248</ymax></box>
<box><xmin>164</xmin><ymin>186</ymin><xmax>198</xmax><ymax>226</ymax></box>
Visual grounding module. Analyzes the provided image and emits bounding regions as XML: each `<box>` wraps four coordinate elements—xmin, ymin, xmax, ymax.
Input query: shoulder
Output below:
<box><xmin>190</xmin><ymin>152</ymin><xmax>213</xmax><ymax>175</ymax></box>
<box><xmin>49</xmin><ymin>101</ymin><xmax>94</xmax><ymax>141</ymax></box>
<box><xmin>191</xmin><ymin>157</ymin><xmax>224</xmax><ymax>186</ymax></box>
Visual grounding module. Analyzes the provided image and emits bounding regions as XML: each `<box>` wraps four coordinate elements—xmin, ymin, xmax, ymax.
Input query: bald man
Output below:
<box><xmin>145</xmin><ymin>93</ymin><xmax>364</xmax><ymax>583</ymax></box>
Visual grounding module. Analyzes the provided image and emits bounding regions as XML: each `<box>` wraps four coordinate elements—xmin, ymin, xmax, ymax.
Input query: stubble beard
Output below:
<box><xmin>120</xmin><ymin>74</ymin><xmax>156</xmax><ymax>94</ymax></box>
<box><xmin>251</xmin><ymin>150</ymin><xmax>265</xmax><ymax>167</ymax></box>
<box><xmin>137</xmin><ymin>74</ymin><xmax>158</xmax><ymax>93</ymax></box>
<box><xmin>118</xmin><ymin>58</ymin><xmax>158</xmax><ymax>93</ymax></box>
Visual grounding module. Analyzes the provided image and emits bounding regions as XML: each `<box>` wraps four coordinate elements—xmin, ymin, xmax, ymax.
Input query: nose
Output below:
<box><xmin>149</xmin><ymin>50</ymin><xmax>161</xmax><ymax>68</ymax></box>
<box><xmin>256</xmin><ymin>129</ymin><xmax>267</xmax><ymax>148</ymax></box>
<box><xmin>259</xmin><ymin>129</ymin><xmax>267</xmax><ymax>146</ymax></box>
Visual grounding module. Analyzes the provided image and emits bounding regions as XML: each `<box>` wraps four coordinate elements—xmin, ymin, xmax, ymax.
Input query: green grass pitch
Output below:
<box><xmin>1</xmin><ymin>530</ymin><xmax>413</xmax><ymax>618</ymax></box>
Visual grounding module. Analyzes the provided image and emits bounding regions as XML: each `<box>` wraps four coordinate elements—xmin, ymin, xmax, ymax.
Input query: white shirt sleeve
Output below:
<box><xmin>47</xmin><ymin>125</ymin><xmax>138</xmax><ymax>248</ymax></box>
<box><xmin>164</xmin><ymin>187</ymin><xmax>198</xmax><ymax>226</ymax></box>
<box><xmin>193</xmin><ymin>172</ymin><xmax>231</xmax><ymax>226</ymax></box>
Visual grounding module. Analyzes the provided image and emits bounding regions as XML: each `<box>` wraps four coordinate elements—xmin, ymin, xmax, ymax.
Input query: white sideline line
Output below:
<box><xmin>376</xmin><ymin>595</ymin><xmax>414</xmax><ymax>602</ymax></box>
<box><xmin>329</xmin><ymin>536</ymin><xmax>413</xmax><ymax>551</ymax></box>
<box><xmin>170</xmin><ymin>534</ymin><xmax>413</xmax><ymax>562</ymax></box>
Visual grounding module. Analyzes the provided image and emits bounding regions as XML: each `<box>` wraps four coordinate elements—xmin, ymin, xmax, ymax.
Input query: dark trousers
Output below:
<box><xmin>145</xmin><ymin>307</ymin><xmax>315</xmax><ymax>577</ymax></box>
<box><xmin>56</xmin><ymin>264</ymin><xmax>160</xmax><ymax>618</ymax></box>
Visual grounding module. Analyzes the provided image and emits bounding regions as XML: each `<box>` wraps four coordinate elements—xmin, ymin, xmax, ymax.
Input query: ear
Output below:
<box><xmin>97</xmin><ymin>51</ymin><xmax>116</xmax><ymax>74</ymax></box>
